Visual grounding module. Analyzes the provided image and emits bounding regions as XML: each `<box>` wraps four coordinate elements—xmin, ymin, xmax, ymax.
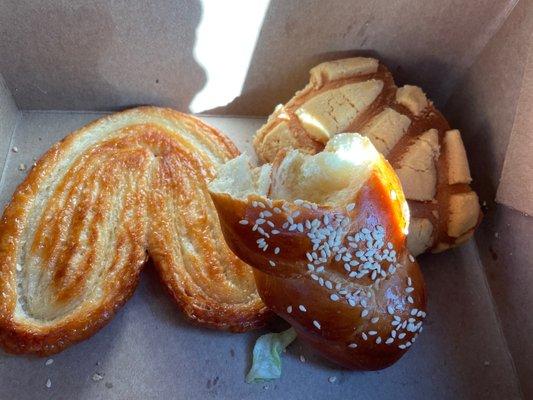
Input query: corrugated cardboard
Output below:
<box><xmin>0</xmin><ymin>0</ymin><xmax>531</xmax><ymax>399</ymax></box>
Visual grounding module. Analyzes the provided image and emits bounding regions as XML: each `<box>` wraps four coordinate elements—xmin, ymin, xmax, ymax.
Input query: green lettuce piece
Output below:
<box><xmin>245</xmin><ymin>327</ymin><xmax>297</xmax><ymax>383</ymax></box>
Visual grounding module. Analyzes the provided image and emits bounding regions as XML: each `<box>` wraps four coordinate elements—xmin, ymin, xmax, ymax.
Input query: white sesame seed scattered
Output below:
<box><xmin>307</xmin><ymin>264</ymin><xmax>315</xmax><ymax>271</ymax></box>
<box><xmin>311</xmin><ymin>274</ymin><xmax>319</xmax><ymax>281</ymax></box>
<box><xmin>328</xmin><ymin>376</ymin><xmax>337</xmax><ymax>383</ymax></box>
<box><xmin>348</xmin><ymin>298</ymin><xmax>356</xmax><ymax>307</ymax></box>
<box><xmin>391</xmin><ymin>330</ymin><xmax>397</xmax><ymax>338</ymax></box>
<box><xmin>346</xmin><ymin>203</ymin><xmax>356</xmax><ymax>212</ymax></box>
<box><xmin>271</xmin><ymin>230</ymin><xmax>280</xmax><ymax>235</ymax></box>
<box><xmin>239</xmin><ymin>219</ymin><xmax>249</xmax><ymax>225</ymax></box>
<box><xmin>273</xmin><ymin>247</ymin><xmax>280</xmax><ymax>255</ymax></box>
<box><xmin>405</xmin><ymin>342</ymin><xmax>412</xmax><ymax>348</ymax></box>
<box><xmin>313</xmin><ymin>320</ymin><xmax>321</xmax><ymax>329</ymax></box>
<box><xmin>361</xmin><ymin>332</ymin><xmax>368</xmax><ymax>340</ymax></box>
<box><xmin>252</xmin><ymin>224</ymin><xmax>258</xmax><ymax>231</ymax></box>
<box><xmin>319</xmin><ymin>277</ymin><xmax>324</xmax><ymax>286</ymax></box>
<box><xmin>92</xmin><ymin>373</ymin><xmax>103</xmax><ymax>381</ymax></box>
<box><xmin>348</xmin><ymin>343</ymin><xmax>358</xmax><ymax>348</ymax></box>
<box><xmin>361</xmin><ymin>309</ymin><xmax>369</xmax><ymax>318</ymax></box>
<box><xmin>407</xmin><ymin>277</ymin><xmax>412</xmax><ymax>286</ymax></box>
<box><xmin>299</xmin><ymin>355</ymin><xmax>306</xmax><ymax>363</ymax></box>
<box><xmin>316</xmin><ymin>266</ymin><xmax>325</xmax><ymax>273</ymax></box>
<box><xmin>409</xmin><ymin>254</ymin><xmax>415</xmax><ymax>262</ymax></box>
<box><xmin>252</xmin><ymin>201</ymin><xmax>258</xmax><ymax>208</ymax></box>
<box><xmin>267</xmin><ymin>221</ymin><xmax>275</xmax><ymax>228</ymax></box>
<box><xmin>294</xmin><ymin>199</ymin><xmax>304</xmax><ymax>206</ymax></box>
<box><xmin>274</xmin><ymin>207</ymin><xmax>281</xmax><ymax>214</ymax></box>
<box><xmin>262</xmin><ymin>244</ymin><xmax>268</xmax><ymax>251</ymax></box>
<box><xmin>299</xmin><ymin>305</ymin><xmax>307</xmax><ymax>312</ymax></box>
<box><xmin>371</xmin><ymin>317</ymin><xmax>379</xmax><ymax>323</ymax></box>
<box><xmin>263</xmin><ymin>211</ymin><xmax>273</xmax><ymax>217</ymax></box>
<box><xmin>407</xmin><ymin>296</ymin><xmax>414</xmax><ymax>304</ymax></box>
<box><xmin>405</xmin><ymin>287</ymin><xmax>414</xmax><ymax>293</ymax></box>
<box><xmin>257</xmin><ymin>202</ymin><xmax>266</xmax><ymax>208</ymax></box>
<box><xmin>385</xmin><ymin>338</ymin><xmax>394</xmax><ymax>345</ymax></box>
<box><xmin>46</xmin><ymin>378</ymin><xmax>52</xmax><ymax>388</ymax></box>
<box><xmin>376</xmin><ymin>337</ymin><xmax>382</xmax><ymax>344</ymax></box>
<box><xmin>330</xmin><ymin>294</ymin><xmax>339</xmax><ymax>301</ymax></box>
<box><xmin>325</xmin><ymin>280</ymin><xmax>333</xmax><ymax>290</ymax></box>
<box><xmin>394</xmin><ymin>315</ymin><xmax>401</xmax><ymax>321</ymax></box>
<box><xmin>398</xmin><ymin>332</ymin><xmax>406</xmax><ymax>339</ymax></box>
<box><xmin>398</xmin><ymin>344</ymin><xmax>406</xmax><ymax>350</ymax></box>
<box><xmin>306</xmin><ymin>253</ymin><xmax>313</xmax><ymax>262</ymax></box>
<box><xmin>256</xmin><ymin>218</ymin><xmax>265</xmax><ymax>225</ymax></box>
<box><xmin>287</xmin><ymin>306</ymin><xmax>293</xmax><ymax>313</ymax></box>
<box><xmin>368</xmin><ymin>330</ymin><xmax>378</xmax><ymax>336</ymax></box>
<box><xmin>269</xmin><ymin>260</ymin><xmax>276</xmax><ymax>267</ymax></box>
<box><xmin>45</xmin><ymin>359</ymin><xmax>54</xmax><ymax>366</ymax></box>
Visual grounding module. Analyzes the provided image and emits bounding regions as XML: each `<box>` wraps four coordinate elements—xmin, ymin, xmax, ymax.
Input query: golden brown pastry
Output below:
<box><xmin>210</xmin><ymin>133</ymin><xmax>427</xmax><ymax>370</ymax></box>
<box><xmin>253</xmin><ymin>57</ymin><xmax>481</xmax><ymax>255</ymax></box>
<box><xmin>0</xmin><ymin>107</ymin><xmax>268</xmax><ymax>356</ymax></box>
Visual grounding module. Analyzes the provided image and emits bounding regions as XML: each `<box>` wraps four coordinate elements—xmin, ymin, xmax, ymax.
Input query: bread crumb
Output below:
<box><xmin>45</xmin><ymin>358</ymin><xmax>54</xmax><ymax>366</ymax></box>
<box><xmin>299</xmin><ymin>355</ymin><xmax>306</xmax><ymax>363</ymax></box>
<box><xmin>45</xmin><ymin>378</ymin><xmax>52</xmax><ymax>388</ymax></box>
<box><xmin>328</xmin><ymin>376</ymin><xmax>337</xmax><ymax>383</ymax></box>
<box><xmin>92</xmin><ymin>373</ymin><xmax>104</xmax><ymax>381</ymax></box>
<box><xmin>12</xmin><ymin>146</ymin><xmax>18</xmax><ymax>153</ymax></box>
<box><xmin>484</xmin><ymin>360</ymin><xmax>491</xmax><ymax>367</ymax></box>
<box><xmin>18</xmin><ymin>163</ymin><xmax>26</xmax><ymax>171</ymax></box>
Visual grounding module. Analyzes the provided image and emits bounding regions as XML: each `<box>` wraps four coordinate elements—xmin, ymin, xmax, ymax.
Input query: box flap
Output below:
<box><xmin>496</xmin><ymin>38</ymin><xmax>533</xmax><ymax>215</ymax></box>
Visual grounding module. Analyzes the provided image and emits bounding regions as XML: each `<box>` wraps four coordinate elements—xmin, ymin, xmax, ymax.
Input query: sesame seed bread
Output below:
<box><xmin>0</xmin><ymin>107</ymin><xmax>269</xmax><ymax>355</ymax></box>
<box><xmin>253</xmin><ymin>57</ymin><xmax>481</xmax><ymax>256</ymax></box>
<box><xmin>209</xmin><ymin>134</ymin><xmax>427</xmax><ymax>370</ymax></box>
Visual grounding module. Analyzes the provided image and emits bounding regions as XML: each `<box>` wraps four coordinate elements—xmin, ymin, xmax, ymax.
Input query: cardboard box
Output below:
<box><xmin>0</xmin><ymin>1</ymin><xmax>531</xmax><ymax>398</ymax></box>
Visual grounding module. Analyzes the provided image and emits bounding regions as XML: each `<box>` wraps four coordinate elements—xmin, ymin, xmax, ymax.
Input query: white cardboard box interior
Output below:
<box><xmin>0</xmin><ymin>1</ymin><xmax>531</xmax><ymax>399</ymax></box>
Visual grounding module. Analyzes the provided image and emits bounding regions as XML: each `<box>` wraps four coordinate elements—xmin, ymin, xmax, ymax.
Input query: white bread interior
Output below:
<box><xmin>210</xmin><ymin>133</ymin><xmax>380</xmax><ymax>207</ymax></box>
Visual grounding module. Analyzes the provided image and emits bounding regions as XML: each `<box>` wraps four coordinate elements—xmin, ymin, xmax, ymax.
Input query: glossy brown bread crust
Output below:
<box><xmin>210</xmin><ymin>153</ymin><xmax>427</xmax><ymax>370</ymax></box>
<box><xmin>0</xmin><ymin>107</ymin><xmax>269</xmax><ymax>355</ymax></box>
<box><xmin>254</xmin><ymin>57</ymin><xmax>481</xmax><ymax>255</ymax></box>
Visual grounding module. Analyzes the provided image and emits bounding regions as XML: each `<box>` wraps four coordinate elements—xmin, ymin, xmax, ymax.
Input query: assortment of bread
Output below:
<box><xmin>209</xmin><ymin>133</ymin><xmax>427</xmax><ymax>370</ymax></box>
<box><xmin>0</xmin><ymin>57</ymin><xmax>480</xmax><ymax>372</ymax></box>
<box><xmin>253</xmin><ymin>57</ymin><xmax>481</xmax><ymax>256</ymax></box>
<box><xmin>0</xmin><ymin>107</ymin><xmax>268</xmax><ymax>355</ymax></box>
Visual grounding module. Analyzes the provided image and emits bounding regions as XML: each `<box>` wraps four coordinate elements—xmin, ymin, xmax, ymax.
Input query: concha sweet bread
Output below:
<box><xmin>0</xmin><ymin>107</ymin><xmax>268</xmax><ymax>355</ymax></box>
<box><xmin>253</xmin><ymin>57</ymin><xmax>481</xmax><ymax>255</ymax></box>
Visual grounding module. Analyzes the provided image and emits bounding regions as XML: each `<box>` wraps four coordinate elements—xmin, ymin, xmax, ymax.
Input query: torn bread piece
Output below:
<box><xmin>209</xmin><ymin>133</ymin><xmax>426</xmax><ymax>371</ymax></box>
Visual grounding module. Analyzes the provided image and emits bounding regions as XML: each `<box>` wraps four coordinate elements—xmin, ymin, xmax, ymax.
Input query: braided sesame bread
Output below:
<box><xmin>209</xmin><ymin>133</ymin><xmax>427</xmax><ymax>370</ymax></box>
<box><xmin>0</xmin><ymin>107</ymin><xmax>268</xmax><ymax>355</ymax></box>
<box><xmin>253</xmin><ymin>57</ymin><xmax>481</xmax><ymax>255</ymax></box>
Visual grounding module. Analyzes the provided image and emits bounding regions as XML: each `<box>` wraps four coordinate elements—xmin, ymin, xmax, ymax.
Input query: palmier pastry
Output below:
<box><xmin>210</xmin><ymin>133</ymin><xmax>427</xmax><ymax>370</ymax></box>
<box><xmin>253</xmin><ymin>57</ymin><xmax>481</xmax><ymax>255</ymax></box>
<box><xmin>0</xmin><ymin>107</ymin><xmax>268</xmax><ymax>355</ymax></box>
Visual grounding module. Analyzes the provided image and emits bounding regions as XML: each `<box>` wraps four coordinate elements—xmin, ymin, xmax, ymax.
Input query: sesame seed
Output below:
<box><xmin>46</xmin><ymin>379</ymin><xmax>51</xmax><ymax>388</ymax></box>
<box><xmin>348</xmin><ymin>343</ymin><xmax>358</xmax><ymax>348</ymax></box>
<box><xmin>15</xmin><ymin>264</ymin><xmax>22</xmax><ymax>272</ymax></box>
<box><xmin>405</xmin><ymin>287</ymin><xmax>414</xmax><ymax>293</ymax></box>
<box><xmin>45</xmin><ymin>359</ymin><xmax>54</xmax><ymax>366</ymax></box>
<box><xmin>258</xmin><ymin>202</ymin><xmax>266</xmax><ymax>208</ymax></box>
<box><xmin>346</xmin><ymin>203</ymin><xmax>356</xmax><ymax>212</ymax></box>
<box><xmin>348</xmin><ymin>298</ymin><xmax>356</xmax><ymax>307</ymax></box>
<box><xmin>398</xmin><ymin>332</ymin><xmax>406</xmax><ymax>339</ymax></box>
<box><xmin>252</xmin><ymin>224</ymin><xmax>258</xmax><ymax>231</ymax></box>
<box><xmin>316</xmin><ymin>266</ymin><xmax>325</xmax><ymax>273</ymax></box>
<box><xmin>311</xmin><ymin>274</ymin><xmax>319</xmax><ymax>281</ymax></box>
<box><xmin>371</xmin><ymin>317</ymin><xmax>379</xmax><ymax>323</ymax></box>
<box><xmin>299</xmin><ymin>355</ymin><xmax>306</xmax><ymax>363</ymax></box>
<box><xmin>287</xmin><ymin>306</ymin><xmax>292</xmax><ymax>313</ymax></box>
<box><xmin>385</xmin><ymin>338</ymin><xmax>394</xmax><ymax>345</ymax></box>
<box><xmin>407</xmin><ymin>277</ymin><xmax>412</xmax><ymax>286</ymax></box>
<box><xmin>409</xmin><ymin>254</ymin><xmax>415</xmax><ymax>262</ymax></box>
<box><xmin>361</xmin><ymin>332</ymin><xmax>368</xmax><ymax>340</ymax></box>
<box><xmin>325</xmin><ymin>280</ymin><xmax>333</xmax><ymax>290</ymax></box>
<box><xmin>376</xmin><ymin>337</ymin><xmax>382</xmax><ymax>344</ymax></box>
<box><xmin>299</xmin><ymin>305</ymin><xmax>307</xmax><ymax>312</ymax></box>
<box><xmin>328</xmin><ymin>376</ymin><xmax>337</xmax><ymax>383</ymax></box>
<box><xmin>252</xmin><ymin>201</ymin><xmax>258</xmax><ymax>208</ymax></box>
<box><xmin>319</xmin><ymin>278</ymin><xmax>324</xmax><ymax>286</ymax></box>
<box><xmin>294</xmin><ymin>199</ymin><xmax>304</xmax><ymax>206</ymax></box>
<box><xmin>398</xmin><ymin>344</ymin><xmax>406</xmax><ymax>350</ymax></box>
<box><xmin>361</xmin><ymin>309</ymin><xmax>369</xmax><ymax>318</ymax></box>
<box><xmin>263</xmin><ymin>211</ymin><xmax>273</xmax><ymax>217</ymax></box>
<box><xmin>405</xmin><ymin>342</ymin><xmax>412</xmax><ymax>348</ymax></box>
<box><xmin>313</xmin><ymin>320</ymin><xmax>321</xmax><ymax>329</ymax></box>
<box><xmin>262</xmin><ymin>244</ymin><xmax>268</xmax><ymax>251</ymax></box>
<box><xmin>306</xmin><ymin>253</ymin><xmax>313</xmax><ymax>262</ymax></box>
<box><xmin>407</xmin><ymin>296</ymin><xmax>414</xmax><ymax>304</ymax></box>
<box><xmin>269</xmin><ymin>260</ymin><xmax>276</xmax><ymax>267</ymax></box>
<box><xmin>330</xmin><ymin>294</ymin><xmax>339</xmax><ymax>301</ymax></box>
<box><xmin>394</xmin><ymin>315</ymin><xmax>401</xmax><ymax>321</ymax></box>
<box><xmin>307</xmin><ymin>264</ymin><xmax>315</xmax><ymax>271</ymax></box>
<box><xmin>411</xmin><ymin>309</ymin><xmax>418</xmax><ymax>316</ymax></box>
<box><xmin>267</xmin><ymin>221</ymin><xmax>275</xmax><ymax>228</ymax></box>
<box><xmin>271</xmin><ymin>230</ymin><xmax>280</xmax><ymax>235</ymax></box>
<box><xmin>368</xmin><ymin>330</ymin><xmax>378</xmax><ymax>336</ymax></box>
<box><xmin>239</xmin><ymin>219</ymin><xmax>249</xmax><ymax>225</ymax></box>
<box><xmin>274</xmin><ymin>207</ymin><xmax>281</xmax><ymax>214</ymax></box>
<box><xmin>391</xmin><ymin>330</ymin><xmax>397</xmax><ymax>338</ymax></box>
<box><xmin>274</xmin><ymin>247</ymin><xmax>280</xmax><ymax>255</ymax></box>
